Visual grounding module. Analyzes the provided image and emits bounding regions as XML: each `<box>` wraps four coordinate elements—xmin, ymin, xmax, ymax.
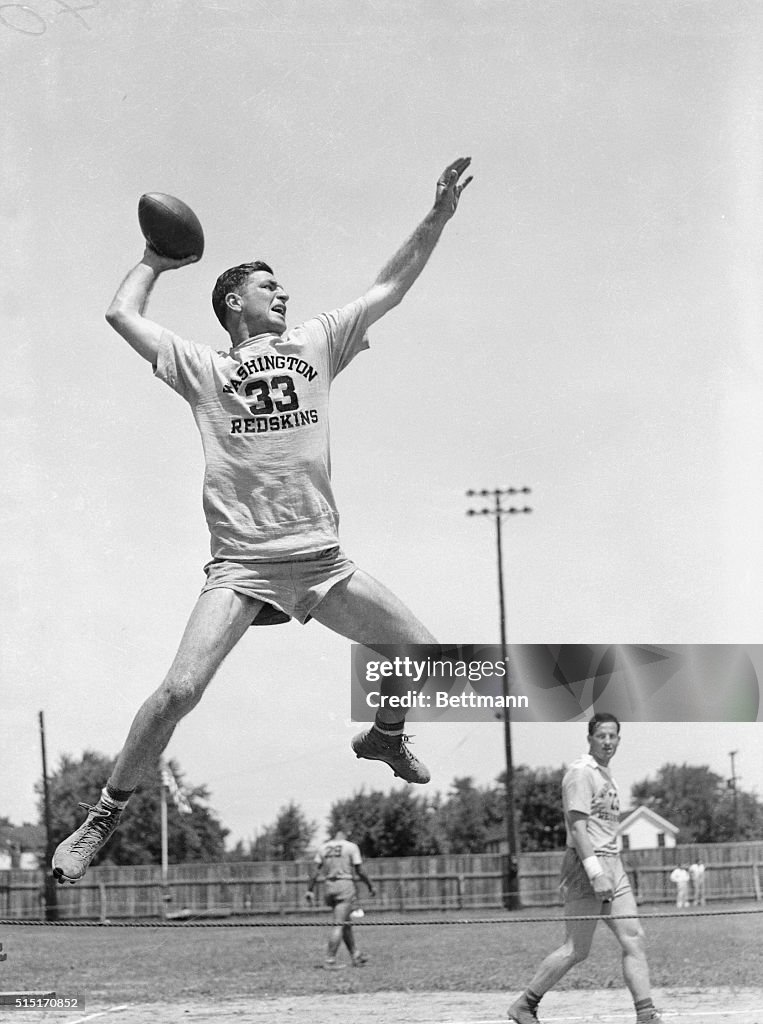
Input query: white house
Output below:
<box><xmin>617</xmin><ymin>805</ymin><xmax>679</xmax><ymax>851</ymax></box>
<box><xmin>0</xmin><ymin>824</ymin><xmax>45</xmax><ymax>870</ymax></box>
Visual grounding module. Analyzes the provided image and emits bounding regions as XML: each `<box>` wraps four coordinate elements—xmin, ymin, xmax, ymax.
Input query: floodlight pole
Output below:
<box><xmin>466</xmin><ymin>488</ymin><xmax>532</xmax><ymax>911</ymax></box>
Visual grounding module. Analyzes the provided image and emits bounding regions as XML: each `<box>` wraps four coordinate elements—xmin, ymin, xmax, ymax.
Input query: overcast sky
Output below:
<box><xmin>2</xmin><ymin>1</ymin><xmax>762</xmax><ymax>848</ymax></box>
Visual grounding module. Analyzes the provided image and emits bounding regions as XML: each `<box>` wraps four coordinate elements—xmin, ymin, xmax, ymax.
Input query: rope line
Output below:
<box><xmin>2</xmin><ymin>906</ymin><xmax>762</xmax><ymax>927</ymax></box>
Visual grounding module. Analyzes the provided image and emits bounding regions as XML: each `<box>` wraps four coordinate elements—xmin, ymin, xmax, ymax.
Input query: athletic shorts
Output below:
<box><xmin>323</xmin><ymin>879</ymin><xmax>358</xmax><ymax>921</ymax></box>
<box><xmin>201</xmin><ymin>546</ymin><xmax>357</xmax><ymax>626</ymax></box>
<box><xmin>559</xmin><ymin>848</ymin><xmax>633</xmax><ymax>903</ymax></box>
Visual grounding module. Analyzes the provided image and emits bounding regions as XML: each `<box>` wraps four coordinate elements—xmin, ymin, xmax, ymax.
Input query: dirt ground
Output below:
<box><xmin>5</xmin><ymin>987</ymin><xmax>761</xmax><ymax>1024</ymax></box>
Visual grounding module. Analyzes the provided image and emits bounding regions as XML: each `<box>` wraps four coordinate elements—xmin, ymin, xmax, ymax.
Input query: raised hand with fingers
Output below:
<box><xmin>142</xmin><ymin>244</ymin><xmax>200</xmax><ymax>273</ymax></box>
<box><xmin>434</xmin><ymin>156</ymin><xmax>473</xmax><ymax>218</ymax></box>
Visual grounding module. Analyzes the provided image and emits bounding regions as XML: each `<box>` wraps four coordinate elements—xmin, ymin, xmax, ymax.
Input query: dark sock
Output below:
<box><xmin>635</xmin><ymin>998</ymin><xmax>655</xmax><ymax>1018</ymax></box>
<box><xmin>373</xmin><ymin>716</ymin><xmax>404</xmax><ymax>737</ymax></box>
<box><xmin>103</xmin><ymin>783</ymin><xmax>134</xmax><ymax>806</ymax></box>
<box><xmin>525</xmin><ymin>990</ymin><xmax>542</xmax><ymax>1010</ymax></box>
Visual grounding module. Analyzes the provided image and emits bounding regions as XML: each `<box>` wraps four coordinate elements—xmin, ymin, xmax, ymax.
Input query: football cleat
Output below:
<box><xmin>52</xmin><ymin>799</ymin><xmax>122</xmax><ymax>884</ymax></box>
<box><xmin>508</xmin><ymin>997</ymin><xmax>540</xmax><ymax>1024</ymax></box>
<box><xmin>351</xmin><ymin>729</ymin><xmax>430</xmax><ymax>784</ymax></box>
<box><xmin>323</xmin><ymin>958</ymin><xmax>346</xmax><ymax>971</ymax></box>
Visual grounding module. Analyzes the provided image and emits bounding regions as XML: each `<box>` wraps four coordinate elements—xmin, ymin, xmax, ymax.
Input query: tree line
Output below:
<box><xmin>24</xmin><ymin>751</ymin><xmax>763</xmax><ymax>867</ymax></box>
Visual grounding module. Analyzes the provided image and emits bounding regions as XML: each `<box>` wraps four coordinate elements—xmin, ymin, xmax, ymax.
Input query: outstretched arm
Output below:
<box><xmin>105</xmin><ymin>246</ymin><xmax>198</xmax><ymax>365</ymax></box>
<box><xmin>362</xmin><ymin>156</ymin><xmax>473</xmax><ymax>326</ymax></box>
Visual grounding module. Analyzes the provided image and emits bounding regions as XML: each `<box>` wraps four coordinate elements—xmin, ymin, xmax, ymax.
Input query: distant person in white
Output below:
<box><xmin>670</xmin><ymin>864</ymin><xmax>691</xmax><ymax>908</ymax></box>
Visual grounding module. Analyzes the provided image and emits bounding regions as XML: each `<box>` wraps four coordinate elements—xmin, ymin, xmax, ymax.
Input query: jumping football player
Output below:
<box><xmin>508</xmin><ymin>713</ymin><xmax>662</xmax><ymax>1024</ymax></box>
<box><xmin>52</xmin><ymin>157</ymin><xmax>473</xmax><ymax>885</ymax></box>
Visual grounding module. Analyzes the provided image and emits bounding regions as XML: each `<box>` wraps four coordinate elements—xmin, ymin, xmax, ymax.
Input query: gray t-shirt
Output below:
<box><xmin>562</xmin><ymin>753</ymin><xmax>621</xmax><ymax>856</ymax></box>
<box><xmin>154</xmin><ymin>299</ymin><xmax>369</xmax><ymax>559</ymax></box>
<box><xmin>314</xmin><ymin>838</ymin><xmax>362</xmax><ymax>880</ymax></box>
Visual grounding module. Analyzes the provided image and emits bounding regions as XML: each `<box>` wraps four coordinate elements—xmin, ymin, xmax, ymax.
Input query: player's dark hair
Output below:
<box><xmin>211</xmin><ymin>261</ymin><xmax>274</xmax><ymax>330</ymax></box>
<box><xmin>588</xmin><ymin>712</ymin><xmax>621</xmax><ymax>736</ymax></box>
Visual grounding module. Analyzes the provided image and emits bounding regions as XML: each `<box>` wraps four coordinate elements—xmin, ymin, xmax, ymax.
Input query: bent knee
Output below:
<box><xmin>561</xmin><ymin>941</ymin><xmax>592</xmax><ymax>967</ymax></box>
<box><xmin>569</xmin><ymin>947</ymin><xmax>592</xmax><ymax>966</ymax></box>
<box><xmin>621</xmin><ymin>926</ymin><xmax>647</xmax><ymax>957</ymax></box>
<box><xmin>157</xmin><ymin>673</ymin><xmax>207</xmax><ymax>717</ymax></box>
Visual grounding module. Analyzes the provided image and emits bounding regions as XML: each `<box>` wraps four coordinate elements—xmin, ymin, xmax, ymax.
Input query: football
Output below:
<box><xmin>138</xmin><ymin>192</ymin><xmax>205</xmax><ymax>260</ymax></box>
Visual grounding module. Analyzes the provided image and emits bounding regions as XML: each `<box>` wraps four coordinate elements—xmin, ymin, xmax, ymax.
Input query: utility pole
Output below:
<box><xmin>466</xmin><ymin>486</ymin><xmax>532</xmax><ymax>910</ymax></box>
<box><xmin>728</xmin><ymin>750</ymin><xmax>740</xmax><ymax>841</ymax></box>
<box><xmin>38</xmin><ymin>711</ymin><xmax>58</xmax><ymax>921</ymax></box>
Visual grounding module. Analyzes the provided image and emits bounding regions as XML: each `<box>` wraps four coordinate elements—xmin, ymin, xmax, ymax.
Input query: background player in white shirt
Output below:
<box><xmin>306</xmin><ymin>829</ymin><xmax>376</xmax><ymax>968</ymax></box>
<box><xmin>670</xmin><ymin>864</ymin><xmax>691</xmax><ymax>907</ymax></box>
<box><xmin>508</xmin><ymin>713</ymin><xmax>662</xmax><ymax>1024</ymax></box>
<box><xmin>52</xmin><ymin>158</ymin><xmax>473</xmax><ymax>886</ymax></box>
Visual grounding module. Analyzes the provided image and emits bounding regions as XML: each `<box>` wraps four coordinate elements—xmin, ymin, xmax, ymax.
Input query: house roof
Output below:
<box><xmin>0</xmin><ymin>823</ymin><xmax>46</xmax><ymax>852</ymax></box>
<box><xmin>617</xmin><ymin>804</ymin><xmax>679</xmax><ymax>836</ymax></box>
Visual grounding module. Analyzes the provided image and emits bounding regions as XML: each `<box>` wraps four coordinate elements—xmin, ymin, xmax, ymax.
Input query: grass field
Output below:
<box><xmin>2</xmin><ymin>904</ymin><xmax>762</xmax><ymax>1006</ymax></box>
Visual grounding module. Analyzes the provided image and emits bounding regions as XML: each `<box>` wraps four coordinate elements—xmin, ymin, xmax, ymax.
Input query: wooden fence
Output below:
<box><xmin>2</xmin><ymin>841</ymin><xmax>762</xmax><ymax>921</ymax></box>
<box><xmin>518</xmin><ymin>841</ymin><xmax>763</xmax><ymax>906</ymax></box>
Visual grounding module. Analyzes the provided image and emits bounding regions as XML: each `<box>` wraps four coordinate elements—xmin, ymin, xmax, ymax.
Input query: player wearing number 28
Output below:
<box><xmin>52</xmin><ymin>158</ymin><xmax>473</xmax><ymax>885</ymax></box>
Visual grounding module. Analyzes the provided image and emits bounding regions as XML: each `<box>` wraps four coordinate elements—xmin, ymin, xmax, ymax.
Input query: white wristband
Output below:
<box><xmin>582</xmin><ymin>856</ymin><xmax>604</xmax><ymax>881</ymax></box>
